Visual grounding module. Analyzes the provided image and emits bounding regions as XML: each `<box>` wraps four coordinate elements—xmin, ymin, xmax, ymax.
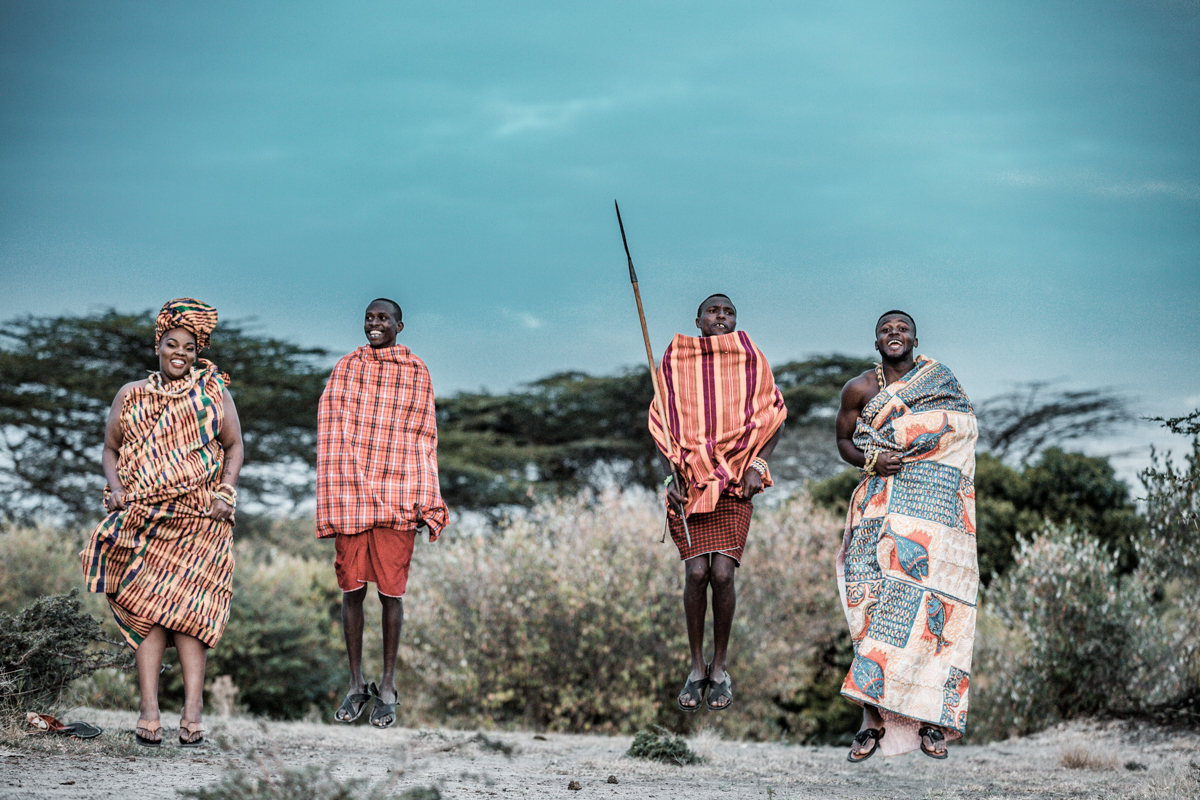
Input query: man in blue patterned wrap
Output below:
<box><xmin>833</xmin><ymin>311</ymin><xmax>979</xmax><ymax>762</ymax></box>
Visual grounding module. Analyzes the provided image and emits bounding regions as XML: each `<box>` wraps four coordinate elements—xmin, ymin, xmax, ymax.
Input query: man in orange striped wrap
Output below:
<box><xmin>81</xmin><ymin>298</ymin><xmax>244</xmax><ymax>748</ymax></box>
<box><xmin>317</xmin><ymin>298</ymin><xmax>448</xmax><ymax>729</ymax></box>
<box><xmin>835</xmin><ymin>311</ymin><xmax>978</xmax><ymax>762</ymax></box>
<box><xmin>648</xmin><ymin>294</ymin><xmax>786</xmax><ymax>713</ymax></box>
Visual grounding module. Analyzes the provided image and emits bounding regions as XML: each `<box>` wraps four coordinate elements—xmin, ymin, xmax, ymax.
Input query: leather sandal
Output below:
<box><xmin>705</xmin><ymin>673</ymin><xmax>733</xmax><ymax>711</ymax></box>
<box><xmin>334</xmin><ymin>687</ymin><xmax>373</xmax><ymax>723</ymax></box>
<box><xmin>369</xmin><ymin>682</ymin><xmax>398</xmax><ymax>729</ymax></box>
<box><xmin>676</xmin><ymin>672</ymin><xmax>710</xmax><ymax>713</ymax></box>
<box><xmin>919</xmin><ymin>726</ymin><xmax>948</xmax><ymax>759</ymax></box>
<box><xmin>847</xmin><ymin>726</ymin><xmax>885</xmax><ymax>763</ymax></box>
<box><xmin>179</xmin><ymin>718</ymin><xmax>204</xmax><ymax>747</ymax></box>
<box><xmin>135</xmin><ymin>719</ymin><xmax>162</xmax><ymax>747</ymax></box>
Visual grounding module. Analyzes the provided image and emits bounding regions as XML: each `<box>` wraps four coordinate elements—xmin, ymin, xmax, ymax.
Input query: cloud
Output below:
<box><xmin>995</xmin><ymin>169</ymin><xmax>1200</xmax><ymax>202</ymax></box>
<box><xmin>501</xmin><ymin>308</ymin><xmax>543</xmax><ymax>329</ymax></box>
<box><xmin>490</xmin><ymin>95</ymin><xmax>618</xmax><ymax>137</ymax></box>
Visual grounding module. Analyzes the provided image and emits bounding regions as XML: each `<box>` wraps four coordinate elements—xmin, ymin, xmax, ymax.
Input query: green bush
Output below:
<box><xmin>971</xmin><ymin>525</ymin><xmax>1164</xmax><ymax>738</ymax></box>
<box><xmin>627</xmin><ymin>725</ymin><xmax>703</xmax><ymax>764</ymax></box>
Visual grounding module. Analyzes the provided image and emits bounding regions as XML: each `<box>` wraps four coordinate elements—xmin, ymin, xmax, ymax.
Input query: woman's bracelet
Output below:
<box><xmin>213</xmin><ymin>483</ymin><xmax>238</xmax><ymax>508</ymax></box>
<box><xmin>749</xmin><ymin>458</ymin><xmax>768</xmax><ymax>478</ymax></box>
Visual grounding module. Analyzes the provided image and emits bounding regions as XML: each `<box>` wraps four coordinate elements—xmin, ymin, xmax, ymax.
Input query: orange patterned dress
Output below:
<box><xmin>80</xmin><ymin>360</ymin><xmax>234</xmax><ymax>649</ymax></box>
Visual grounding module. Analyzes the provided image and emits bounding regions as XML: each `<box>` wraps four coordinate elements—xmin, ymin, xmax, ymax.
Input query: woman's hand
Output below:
<box><xmin>739</xmin><ymin>468</ymin><xmax>764</xmax><ymax>498</ymax></box>
<box><xmin>104</xmin><ymin>489</ymin><xmax>128</xmax><ymax>513</ymax></box>
<box><xmin>210</xmin><ymin>498</ymin><xmax>235</xmax><ymax>522</ymax></box>
<box><xmin>876</xmin><ymin>452</ymin><xmax>903</xmax><ymax>477</ymax></box>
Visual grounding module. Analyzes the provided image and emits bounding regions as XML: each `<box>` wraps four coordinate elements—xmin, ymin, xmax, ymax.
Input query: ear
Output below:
<box><xmin>396</xmin><ymin>321</ymin><xmax>405</xmax><ymax>335</ymax></box>
<box><xmin>695</xmin><ymin>317</ymin><xmax>702</xmax><ymax>330</ymax></box>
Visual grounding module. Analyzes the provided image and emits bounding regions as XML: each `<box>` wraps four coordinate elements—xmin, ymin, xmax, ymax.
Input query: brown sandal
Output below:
<box><xmin>135</xmin><ymin>719</ymin><xmax>162</xmax><ymax>747</ymax></box>
<box><xmin>179</xmin><ymin>718</ymin><xmax>204</xmax><ymax>747</ymax></box>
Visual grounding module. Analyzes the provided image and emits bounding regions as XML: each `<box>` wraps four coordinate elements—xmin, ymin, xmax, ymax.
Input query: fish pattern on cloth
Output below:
<box><xmin>316</xmin><ymin>344</ymin><xmax>448</xmax><ymax>541</ymax></box>
<box><xmin>80</xmin><ymin>360</ymin><xmax>234</xmax><ymax>649</ymax></box>
<box><xmin>836</xmin><ymin>356</ymin><xmax>978</xmax><ymax>758</ymax></box>
<box><xmin>648</xmin><ymin>331</ymin><xmax>787</xmax><ymax>516</ymax></box>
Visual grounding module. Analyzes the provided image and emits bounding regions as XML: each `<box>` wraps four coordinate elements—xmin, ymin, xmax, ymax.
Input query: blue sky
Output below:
<box><xmin>1</xmin><ymin>1</ymin><xmax>1197</xmax><ymax>475</ymax></box>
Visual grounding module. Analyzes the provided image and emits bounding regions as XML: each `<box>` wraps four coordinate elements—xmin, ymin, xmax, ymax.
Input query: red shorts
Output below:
<box><xmin>334</xmin><ymin>527</ymin><xmax>417</xmax><ymax>598</ymax></box>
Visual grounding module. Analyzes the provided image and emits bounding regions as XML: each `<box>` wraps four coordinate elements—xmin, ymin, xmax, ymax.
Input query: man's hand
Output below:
<box><xmin>104</xmin><ymin>489</ymin><xmax>127</xmax><ymax>513</ymax></box>
<box><xmin>876</xmin><ymin>452</ymin><xmax>903</xmax><ymax>477</ymax></box>
<box><xmin>739</xmin><ymin>467</ymin><xmax>764</xmax><ymax>498</ymax></box>
<box><xmin>665</xmin><ymin>475</ymin><xmax>687</xmax><ymax>514</ymax></box>
<box><xmin>210</xmin><ymin>498</ymin><xmax>235</xmax><ymax>522</ymax></box>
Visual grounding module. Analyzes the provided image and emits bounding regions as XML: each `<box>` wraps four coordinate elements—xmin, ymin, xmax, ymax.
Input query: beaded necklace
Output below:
<box><xmin>146</xmin><ymin>368</ymin><xmax>202</xmax><ymax>398</ymax></box>
<box><xmin>876</xmin><ymin>356</ymin><xmax>924</xmax><ymax>391</ymax></box>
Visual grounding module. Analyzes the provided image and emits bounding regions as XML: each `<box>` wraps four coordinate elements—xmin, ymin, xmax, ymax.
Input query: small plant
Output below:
<box><xmin>626</xmin><ymin>725</ymin><xmax>703</xmax><ymax>765</ymax></box>
<box><xmin>1059</xmin><ymin>745</ymin><xmax>1115</xmax><ymax>770</ymax></box>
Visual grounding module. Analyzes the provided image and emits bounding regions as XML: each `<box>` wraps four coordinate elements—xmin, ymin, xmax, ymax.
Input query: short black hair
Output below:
<box><xmin>876</xmin><ymin>309</ymin><xmax>915</xmax><ymax>334</ymax></box>
<box><xmin>368</xmin><ymin>297</ymin><xmax>402</xmax><ymax>322</ymax></box>
<box><xmin>697</xmin><ymin>293</ymin><xmax>734</xmax><ymax>318</ymax></box>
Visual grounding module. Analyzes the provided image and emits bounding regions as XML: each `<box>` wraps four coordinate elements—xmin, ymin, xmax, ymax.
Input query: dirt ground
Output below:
<box><xmin>1</xmin><ymin>709</ymin><xmax>1197</xmax><ymax>799</ymax></box>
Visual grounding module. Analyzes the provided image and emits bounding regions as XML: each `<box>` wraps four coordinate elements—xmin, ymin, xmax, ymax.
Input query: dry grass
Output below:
<box><xmin>1059</xmin><ymin>743</ymin><xmax>1117</xmax><ymax>770</ymax></box>
<box><xmin>1136</xmin><ymin>758</ymin><xmax>1200</xmax><ymax>800</ymax></box>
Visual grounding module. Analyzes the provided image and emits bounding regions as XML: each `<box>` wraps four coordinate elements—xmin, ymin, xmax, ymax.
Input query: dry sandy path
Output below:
<box><xmin>1</xmin><ymin>709</ymin><xmax>1196</xmax><ymax>799</ymax></box>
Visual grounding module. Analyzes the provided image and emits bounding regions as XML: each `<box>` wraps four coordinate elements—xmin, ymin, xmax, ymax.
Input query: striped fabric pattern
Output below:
<box><xmin>316</xmin><ymin>345</ymin><xmax>448</xmax><ymax>541</ymax></box>
<box><xmin>648</xmin><ymin>331</ymin><xmax>788</xmax><ymax>517</ymax></box>
<box><xmin>154</xmin><ymin>297</ymin><xmax>219</xmax><ymax>349</ymax></box>
<box><xmin>80</xmin><ymin>360</ymin><xmax>235</xmax><ymax>649</ymax></box>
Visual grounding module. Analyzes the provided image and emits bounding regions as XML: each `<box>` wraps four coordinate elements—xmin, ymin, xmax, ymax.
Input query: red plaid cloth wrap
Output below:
<box><xmin>316</xmin><ymin>345</ymin><xmax>448</xmax><ymax>541</ymax></box>
<box><xmin>668</xmin><ymin>493</ymin><xmax>754</xmax><ymax>563</ymax></box>
<box><xmin>649</xmin><ymin>331</ymin><xmax>787</xmax><ymax>517</ymax></box>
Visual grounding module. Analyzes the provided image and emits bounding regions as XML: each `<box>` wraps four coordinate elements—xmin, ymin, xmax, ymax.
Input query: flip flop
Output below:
<box><xmin>676</xmin><ymin>672</ymin><xmax>710</xmax><ymax>713</ymax></box>
<box><xmin>846</xmin><ymin>726</ymin><xmax>885</xmax><ymax>763</ymax></box>
<box><xmin>134</xmin><ymin>719</ymin><xmax>162</xmax><ymax>747</ymax></box>
<box><xmin>179</xmin><ymin>717</ymin><xmax>204</xmax><ymax>747</ymax></box>
<box><xmin>706</xmin><ymin>673</ymin><xmax>733</xmax><ymax>711</ymax></box>
<box><xmin>334</xmin><ymin>687</ymin><xmax>373</xmax><ymax>723</ymax></box>
<box><xmin>369</xmin><ymin>682</ymin><xmax>397</xmax><ymax>729</ymax></box>
<box><xmin>918</xmin><ymin>726</ymin><xmax>948</xmax><ymax>759</ymax></box>
<box><xmin>60</xmin><ymin>722</ymin><xmax>103</xmax><ymax>740</ymax></box>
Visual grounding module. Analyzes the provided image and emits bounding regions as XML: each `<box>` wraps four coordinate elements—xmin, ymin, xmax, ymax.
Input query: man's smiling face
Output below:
<box><xmin>875</xmin><ymin>314</ymin><xmax>917</xmax><ymax>360</ymax></box>
<box><xmin>696</xmin><ymin>295</ymin><xmax>737</xmax><ymax>337</ymax></box>
<box><xmin>364</xmin><ymin>301</ymin><xmax>403</xmax><ymax>348</ymax></box>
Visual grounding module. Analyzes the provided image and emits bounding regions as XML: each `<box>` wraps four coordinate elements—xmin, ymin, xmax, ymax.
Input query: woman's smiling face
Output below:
<box><xmin>157</xmin><ymin>328</ymin><xmax>198</xmax><ymax>379</ymax></box>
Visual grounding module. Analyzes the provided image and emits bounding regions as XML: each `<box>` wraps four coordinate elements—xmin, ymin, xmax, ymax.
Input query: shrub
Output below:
<box><xmin>403</xmin><ymin>489</ymin><xmax>852</xmax><ymax>740</ymax></box>
<box><xmin>627</xmin><ymin>725</ymin><xmax>703</xmax><ymax>764</ymax></box>
<box><xmin>0</xmin><ymin>590</ymin><xmax>130</xmax><ymax>708</ymax></box>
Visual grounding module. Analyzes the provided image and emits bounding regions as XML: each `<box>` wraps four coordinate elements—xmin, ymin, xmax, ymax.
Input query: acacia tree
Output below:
<box><xmin>0</xmin><ymin>310</ymin><xmax>330</xmax><ymax>523</ymax></box>
<box><xmin>975</xmin><ymin>381</ymin><xmax>1130</xmax><ymax>465</ymax></box>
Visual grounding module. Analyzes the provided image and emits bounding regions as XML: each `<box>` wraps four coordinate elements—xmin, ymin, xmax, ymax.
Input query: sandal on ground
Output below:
<box><xmin>369</xmin><ymin>682</ymin><xmax>398</xmax><ymax>729</ymax></box>
<box><xmin>705</xmin><ymin>673</ymin><xmax>733</xmax><ymax>712</ymax></box>
<box><xmin>676</xmin><ymin>672</ymin><xmax>710</xmax><ymax>713</ymax></box>
<box><xmin>846</xmin><ymin>726</ymin><xmax>885</xmax><ymax>763</ymax></box>
<box><xmin>918</xmin><ymin>726</ymin><xmax>948</xmax><ymax>759</ymax></box>
<box><xmin>334</xmin><ymin>687</ymin><xmax>373</xmax><ymax>723</ymax></box>
<box><xmin>178</xmin><ymin>718</ymin><xmax>204</xmax><ymax>747</ymax></box>
<box><xmin>60</xmin><ymin>721</ymin><xmax>103</xmax><ymax>739</ymax></box>
<box><xmin>134</xmin><ymin>719</ymin><xmax>162</xmax><ymax>747</ymax></box>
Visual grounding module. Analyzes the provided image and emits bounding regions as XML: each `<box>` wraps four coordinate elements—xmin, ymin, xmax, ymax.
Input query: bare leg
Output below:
<box><xmin>134</xmin><ymin>625</ymin><xmax>167</xmax><ymax>742</ymax></box>
<box><xmin>339</xmin><ymin>587</ymin><xmax>368</xmax><ymax>712</ymax></box>
<box><xmin>373</xmin><ymin>593</ymin><xmax>403</xmax><ymax>726</ymax></box>
<box><xmin>679</xmin><ymin>556</ymin><xmax>712</xmax><ymax>709</ymax></box>
<box><xmin>706</xmin><ymin>554</ymin><xmax>737</xmax><ymax>708</ymax></box>
<box><xmin>175</xmin><ymin>631</ymin><xmax>209</xmax><ymax>743</ymax></box>
<box><xmin>850</xmin><ymin>704</ymin><xmax>885</xmax><ymax>759</ymax></box>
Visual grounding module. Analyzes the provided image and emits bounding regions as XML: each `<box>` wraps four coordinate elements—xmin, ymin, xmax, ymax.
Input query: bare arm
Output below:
<box><xmin>101</xmin><ymin>383</ymin><xmax>139</xmax><ymax>512</ymax></box>
<box><xmin>210</xmin><ymin>390</ymin><xmax>244</xmax><ymax>521</ymax></box>
<box><xmin>836</xmin><ymin>373</ymin><xmax>901</xmax><ymax>476</ymax></box>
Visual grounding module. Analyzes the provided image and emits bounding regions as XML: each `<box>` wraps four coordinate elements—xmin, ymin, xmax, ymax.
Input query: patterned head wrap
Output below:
<box><xmin>155</xmin><ymin>298</ymin><xmax>219</xmax><ymax>350</ymax></box>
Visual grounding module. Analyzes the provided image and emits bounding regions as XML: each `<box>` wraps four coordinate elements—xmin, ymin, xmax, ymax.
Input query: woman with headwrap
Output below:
<box><xmin>80</xmin><ymin>298</ymin><xmax>244</xmax><ymax>747</ymax></box>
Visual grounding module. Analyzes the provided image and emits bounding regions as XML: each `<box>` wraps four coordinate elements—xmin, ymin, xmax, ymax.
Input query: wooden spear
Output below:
<box><xmin>614</xmin><ymin>200</ymin><xmax>690</xmax><ymax>547</ymax></box>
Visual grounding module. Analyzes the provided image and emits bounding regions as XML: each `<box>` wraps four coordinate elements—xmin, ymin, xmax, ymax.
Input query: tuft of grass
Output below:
<box><xmin>1059</xmin><ymin>744</ymin><xmax>1115</xmax><ymax>770</ymax></box>
<box><xmin>178</xmin><ymin>756</ymin><xmax>439</xmax><ymax>800</ymax></box>
<box><xmin>0</xmin><ymin>710</ymin><xmax>175</xmax><ymax>758</ymax></box>
<box><xmin>627</xmin><ymin>725</ymin><xmax>704</xmax><ymax>765</ymax></box>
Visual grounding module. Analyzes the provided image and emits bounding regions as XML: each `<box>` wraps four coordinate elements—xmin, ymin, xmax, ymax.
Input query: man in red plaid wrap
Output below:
<box><xmin>317</xmin><ymin>298</ymin><xmax>448</xmax><ymax>729</ymax></box>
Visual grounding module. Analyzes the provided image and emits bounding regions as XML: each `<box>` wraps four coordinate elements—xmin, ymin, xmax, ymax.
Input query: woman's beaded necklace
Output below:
<box><xmin>146</xmin><ymin>367</ymin><xmax>202</xmax><ymax>398</ymax></box>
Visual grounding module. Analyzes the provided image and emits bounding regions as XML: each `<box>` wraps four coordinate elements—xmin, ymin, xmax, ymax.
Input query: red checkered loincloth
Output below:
<box><xmin>668</xmin><ymin>493</ymin><xmax>753</xmax><ymax>564</ymax></box>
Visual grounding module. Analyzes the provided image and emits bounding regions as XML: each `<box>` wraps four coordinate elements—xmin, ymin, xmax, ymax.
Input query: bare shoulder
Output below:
<box><xmin>118</xmin><ymin>379</ymin><xmax>148</xmax><ymax>397</ymax></box>
<box><xmin>840</xmin><ymin>369</ymin><xmax>877</xmax><ymax>410</ymax></box>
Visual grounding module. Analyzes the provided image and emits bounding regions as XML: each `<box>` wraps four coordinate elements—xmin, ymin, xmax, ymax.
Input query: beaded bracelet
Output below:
<box><xmin>749</xmin><ymin>458</ymin><xmax>768</xmax><ymax>478</ymax></box>
<box><xmin>863</xmin><ymin>451</ymin><xmax>880</xmax><ymax>477</ymax></box>
<box><xmin>213</xmin><ymin>483</ymin><xmax>238</xmax><ymax>508</ymax></box>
